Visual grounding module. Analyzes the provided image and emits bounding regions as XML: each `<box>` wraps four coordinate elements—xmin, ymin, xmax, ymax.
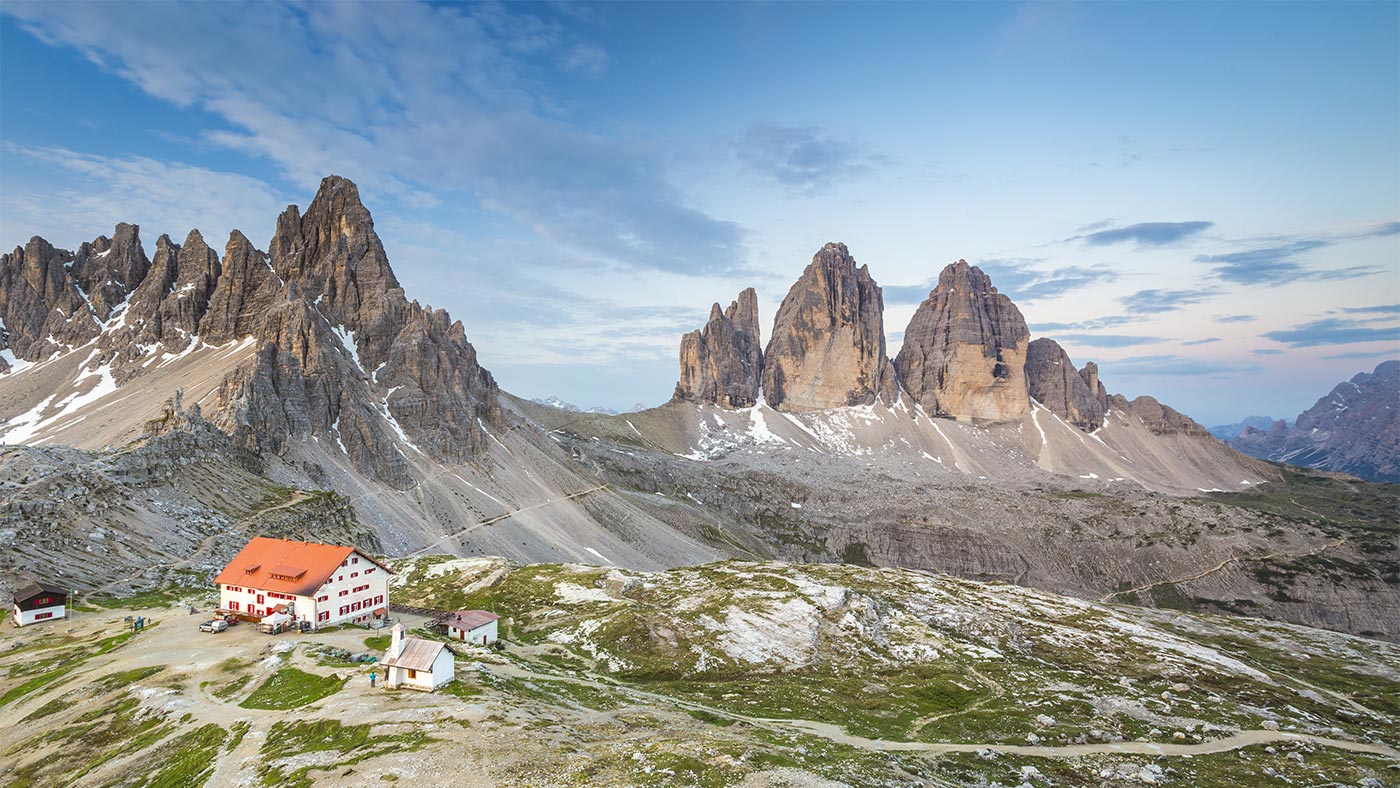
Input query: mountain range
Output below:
<box><xmin>1</xmin><ymin>176</ymin><xmax>1395</xmax><ymax>641</ymax></box>
<box><xmin>1226</xmin><ymin>360</ymin><xmax>1399</xmax><ymax>484</ymax></box>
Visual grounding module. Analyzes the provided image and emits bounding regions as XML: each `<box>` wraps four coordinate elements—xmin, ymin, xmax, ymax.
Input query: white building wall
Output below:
<box><xmin>14</xmin><ymin>603</ymin><xmax>66</xmax><ymax>626</ymax></box>
<box><xmin>219</xmin><ymin>550</ymin><xmax>389</xmax><ymax>628</ymax></box>
<box><xmin>450</xmin><ymin>619</ymin><xmax>498</xmax><ymax>645</ymax></box>
<box><xmin>389</xmin><ymin>649</ymin><xmax>454</xmax><ymax>691</ymax></box>
<box><xmin>311</xmin><ymin>551</ymin><xmax>390</xmax><ymax>628</ymax></box>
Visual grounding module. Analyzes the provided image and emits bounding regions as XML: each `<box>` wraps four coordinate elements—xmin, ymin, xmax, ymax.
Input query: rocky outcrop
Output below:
<box><xmin>215</xmin><ymin>294</ymin><xmax>416</xmax><ymax>487</ymax></box>
<box><xmin>673</xmin><ymin>288</ymin><xmax>763</xmax><ymax>408</ymax></box>
<box><xmin>1110</xmin><ymin>394</ymin><xmax>1209</xmax><ymax>437</ymax></box>
<box><xmin>1230</xmin><ymin>360</ymin><xmax>1400</xmax><ymax>483</ymax></box>
<box><xmin>1025</xmin><ymin>338</ymin><xmax>1108</xmax><ymax>430</ymax></box>
<box><xmin>1080</xmin><ymin>361</ymin><xmax>1106</xmax><ymax>405</ymax></box>
<box><xmin>71</xmin><ymin>223</ymin><xmax>150</xmax><ymax>323</ymax></box>
<box><xmin>763</xmin><ymin>243</ymin><xmax>896</xmax><ymax>411</ymax></box>
<box><xmin>201</xmin><ymin>230</ymin><xmax>279</xmax><ymax>344</ymax></box>
<box><xmin>0</xmin><ymin>237</ymin><xmax>98</xmax><ymax>360</ymax></box>
<box><xmin>894</xmin><ymin>260</ymin><xmax>1030</xmax><ymax>421</ymax></box>
<box><xmin>269</xmin><ymin>176</ymin><xmax>404</xmax><ymax>365</ymax></box>
<box><xmin>93</xmin><ymin>233</ymin><xmax>181</xmax><ymax>374</ymax></box>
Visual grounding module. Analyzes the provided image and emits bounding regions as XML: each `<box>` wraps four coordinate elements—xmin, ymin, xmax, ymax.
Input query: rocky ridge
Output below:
<box><xmin>0</xmin><ymin>176</ymin><xmax>500</xmax><ymax>487</ymax></box>
<box><xmin>1230</xmin><ymin>360</ymin><xmax>1400</xmax><ymax>483</ymax></box>
<box><xmin>673</xmin><ymin>254</ymin><xmax>1213</xmax><ymax>442</ymax></box>
<box><xmin>1025</xmin><ymin>337</ymin><xmax>1108</xmax><ymax>430</ymax></box>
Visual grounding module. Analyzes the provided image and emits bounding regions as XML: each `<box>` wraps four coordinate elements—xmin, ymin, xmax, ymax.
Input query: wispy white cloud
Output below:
<box><xmin>0</xmin><ymin>143</ymin><xmax>286</xmax><ymax>251</ymax></box>
<box><xmin>5</xmin><ymin>0</ymin><xmax>744</xmax><ymax>275</ymax></box>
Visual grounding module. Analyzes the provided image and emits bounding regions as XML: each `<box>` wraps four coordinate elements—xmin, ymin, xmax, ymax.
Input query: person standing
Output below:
<box><xmin>370</xmin><ymin>670</ymin><xmax>376</xmax><ymax>689</ymax></box>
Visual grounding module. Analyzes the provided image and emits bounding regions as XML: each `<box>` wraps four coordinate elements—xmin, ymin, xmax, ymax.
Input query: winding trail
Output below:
<box><xmin>403</xmin><ymin>484</ymin><xmax>610</xmax><ymax>557</ymax></box>
<box><xmin>1100</xmin><ymin>538</ymin><xmax>1346</xmax><ymax>603</ymax></box>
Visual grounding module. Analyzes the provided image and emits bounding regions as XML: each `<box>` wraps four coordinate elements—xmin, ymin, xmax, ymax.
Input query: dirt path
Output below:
<box><xmin>403</xmin><ymin>484</ymin><xmax>609</xmax><ymax>557</ymax></box>
<box><xmin>1100</xmin><ymin>538</ymin><xmax>1346</xmax><ymax>603</ymax></box>
<box><xmin>245</xmin><ymin>489</ymin><xmax>313</xmax><ymax>519</ymax></box>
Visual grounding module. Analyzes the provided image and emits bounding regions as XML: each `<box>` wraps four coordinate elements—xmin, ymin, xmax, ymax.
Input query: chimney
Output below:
<box><xmin>389</xmin><ymin>622</ymin><xmax>405</xmax><ymax>659</ymax></box>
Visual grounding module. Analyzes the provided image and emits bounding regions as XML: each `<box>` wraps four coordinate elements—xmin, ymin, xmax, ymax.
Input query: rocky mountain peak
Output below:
<box><xmin>1025</xmin><ymin>338</ymin><xmax>1108</xmax><ymax>430</ymax></box>
<box><xmin>894</xmin><ymin>259</ymin><xmax>1030</xmax><ymax>421</ymax></box>
<box><xmin>1230</xmin><ymin>360</ymin><xmax>1399</xmax><ymax>482</ymax></box>
<box><xmin>154</xmin><ymin>229</ymin><xmax>221</xmax><ymax>351</ymax></box>
<box><xmin>71</xmin><ymin>223</ymin><xmax>150</xmax><ymax>322</ymax></box>
<box><xmin>270</xmin><ymin>175</ymin><xmax>400</xmax><ymax>335</ymax></box>
<box><xmin>0</xmin><ymin>175</ymin><xmax>501</xmax><ymax>487</ymax></box>
<box><xmin>201</xmin><ymin>229</ymin><xmax>279</xmax><ymax>344</ymax></box>
<box><xmin>673</xmin><ymin>287</ymin><xmax>763</xmax><ymax>408</ymax></box>
<box><xmin>0</xmin><ymin>236</ymin><xmax>95</xmax><ymax>359</ymax></box>
<box><xmin>762</xmin><ymin>243</ymin><xmax>896</xmax><ymax>411</ymax></box>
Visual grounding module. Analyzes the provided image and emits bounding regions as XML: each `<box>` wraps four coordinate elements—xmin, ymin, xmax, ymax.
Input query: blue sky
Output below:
<box><xmin>1</xmin><ymin>1</ymin><xmax>1396</xmax><ymax>424</ymax></box>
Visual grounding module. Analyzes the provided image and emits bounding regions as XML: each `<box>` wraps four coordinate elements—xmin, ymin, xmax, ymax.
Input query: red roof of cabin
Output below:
<box><xmin>447</xmin><ymin>610</ymin><xmax>499</xmax><ymax>631</ymax></box>
<box><xmin>214</xmin><ymin>537</ymin><xmax>388</xmax><ymax>596</ymax></box>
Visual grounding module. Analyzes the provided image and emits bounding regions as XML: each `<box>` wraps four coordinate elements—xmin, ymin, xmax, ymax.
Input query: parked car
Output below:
<box><xmin>199</xmin><ymin>619</ymin><xmax>229</xmax><ymax>633</ymax></box>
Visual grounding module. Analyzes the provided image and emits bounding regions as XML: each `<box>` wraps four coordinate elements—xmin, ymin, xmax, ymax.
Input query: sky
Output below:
<box><xmin>1</xmin><ymin>1</ymin><xmax>1397</xmax><ymax>425</ymax></box>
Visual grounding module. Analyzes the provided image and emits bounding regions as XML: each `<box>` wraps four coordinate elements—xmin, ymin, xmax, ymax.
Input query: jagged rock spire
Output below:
<box><xmin>673</xmin><ymin>288</ymin><xmax>763</xmax><ymax>408</ymax></box>
<box><xmin>1025</xmin><ymin>338</ymin><xmax>1108</xmax><ymax>430</ymax></box>
<box><xmin>763</xmin><ymin>243</ymin><xmax>896</xmax><ymax>411</ymax></box>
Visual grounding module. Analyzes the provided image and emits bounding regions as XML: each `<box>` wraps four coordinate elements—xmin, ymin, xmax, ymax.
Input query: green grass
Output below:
<box><xmin>127</xmin><ymin>723</ymin><xmax>228</xmax><ymax>788</ymax></box>
<box><xmin>364</xmin><ymin>634</ymin><xmax>391</xmax><ymax>651</ymax></box>
<box><xmin>257</xmin><ymin>721</ymin><xmax>436</xmax><ymax>788</ymax></box>
<box><xmin>238</xmin><ymin>667</ymin><xmax>346</xmax><ymax>710</ymax></box>
<box><xmin>0</xmin><ymin>628</ymin><xmax>148</xmax><ymax>707</ymax></box>
<box><xmin>90</xmin><ymin>585</ymin><xmax>209</xmax><ymax>610</ymax></box>
<box><xmin>4</xmin><ymin>695</ymin><xmax>174</xmax><ymax>787</ymax></box>
<box><xmin>210</xmin><ymin>674</ymin><xmax>251</xmax><ymax>701</ymax></box>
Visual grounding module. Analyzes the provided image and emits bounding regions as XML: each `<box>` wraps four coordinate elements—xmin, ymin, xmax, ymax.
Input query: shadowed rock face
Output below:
<box><xmin>71</xmin><ymin>223</ymin><xmax>150</xmax><ymax>322</ymax></box>
<box><xmin>1025</xmin><ymin>337</ymin><xmax>1108</xmax><ymax>430</ymax></box>
<box><xmin>201</xmin><ymin>230</ymin><xmax>280</xmax><ymax>345</ymax></box>
<box><xmin>218</xmin><ymin>175</ymin><xmax>500</xmax><ymax>480</ymax></box>
<box><xmin>156</xmin><ymin>230</ymin><xmax>222</xmax><ymax>352</ymax></box>
<box><xmin>673</xmin><ymin>288</ymin><xmax>763</xmax><ymax>408</ymax></box>
<box><xmin>763</xmin><ymin>243</ymin><xmax>896</xmax><ymax>411</ymax></box>
<box><xmin>894</xmin><ymin>260</ymin><xmax>1030</xmax><ymax>421</ymax></box>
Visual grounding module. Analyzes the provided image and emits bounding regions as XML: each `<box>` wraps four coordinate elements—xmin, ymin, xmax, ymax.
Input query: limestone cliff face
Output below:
<box><xmin>255</xmin><ymin>176</ymin><xmax>501</xmax><ymax>469</ymax></box>
<box><xmin>156</xmin><ymin>230</ymin><xmax>221</xmax><ymax>351</ymax></box>
<box><xmin>763</xmin><ymin>243</ymin><xmax>896</xmax><ymax>411</ymax></box>
<box><xmin>673</xmin><ymin>288</ymin><xmax>763</xmax><ymax>408</ymax></box>
<box><xmin>1025</xmin><ymin>338</ymin><xmax>1108</xmax><ymax>430</ymax></box>
<box><xmin>894</xmin><ymin>260</ymin><xmax>1030</xmax><ymax>421</ymax></box>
